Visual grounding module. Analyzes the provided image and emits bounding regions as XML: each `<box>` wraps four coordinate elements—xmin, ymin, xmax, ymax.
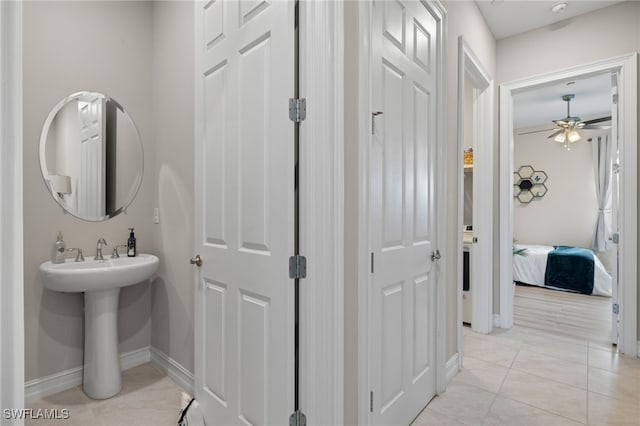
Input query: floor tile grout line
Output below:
<box><xmin>494</xmin><ymin>392</ymin><xmax>589</xmax><ymax>425</ymax></box>
<box><xmin>493</xmin><ymin>333</ymin><xmax>591</xmax><ymax>424</ymax></box>
<box><xmin>482</xmin><ymin>389</ymin><xmax>500</xmax><ymax>425</ymax></box>
<box><xmin>507</xmin><ymin>362</ymin><xmax>589</xmax><ymax>391</ymax></box>
<box><xmin>495</xmin><ymin>344</ymin><xmax>518</xmax><ymax>396</ymax></box>
<box><xmin>462</xmin><ymin>353</ymin><xmax>516</xmax><ymax>370</ymax></box>
<box><xmin>503</xmin><ymin>345</ymin><xmax>588</xmax><ymax>425</ymax></box>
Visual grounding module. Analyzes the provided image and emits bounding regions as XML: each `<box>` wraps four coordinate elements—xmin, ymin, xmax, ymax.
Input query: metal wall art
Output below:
<box><xmin>513</xmin><ymin>165</ymin><xmax>548</xmax><ymax>204</ymax></box>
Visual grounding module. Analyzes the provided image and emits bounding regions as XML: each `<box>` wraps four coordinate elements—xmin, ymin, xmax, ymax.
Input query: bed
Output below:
<box><xmin>513</xmin><ymin>244</ymin><xmax>612</xmax><ymax>297</ymax></box>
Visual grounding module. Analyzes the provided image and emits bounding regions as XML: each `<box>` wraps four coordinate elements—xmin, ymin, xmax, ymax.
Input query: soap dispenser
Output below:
<box><xmin>127</xmin><ymin>228</ymin><xmax>137</xmax><ymax>257</ymax></box>
<box><xmin>52</xmin><ymin>232</ymin><xmax>66</xmax><ymax>264</ymax></box>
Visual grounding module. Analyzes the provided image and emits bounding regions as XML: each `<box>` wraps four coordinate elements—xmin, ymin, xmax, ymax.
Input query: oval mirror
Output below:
<box><xmin>39</xmin><ymin>92</ymin><xmax>143</xmax><ymax>221</ymax></box>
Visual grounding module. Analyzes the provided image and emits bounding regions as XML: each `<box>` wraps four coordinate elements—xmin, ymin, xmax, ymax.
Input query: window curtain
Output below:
<box><xmin>591</xmin><ymin>135</ymin><xmax>613</xmax><ymax>252</ymax></box>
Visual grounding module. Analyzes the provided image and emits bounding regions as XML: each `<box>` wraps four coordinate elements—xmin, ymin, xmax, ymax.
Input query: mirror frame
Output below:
<box><xmin>38</xmin><ymin>91</ymin><xmax>144</xmax><ymax>221</ymax></box>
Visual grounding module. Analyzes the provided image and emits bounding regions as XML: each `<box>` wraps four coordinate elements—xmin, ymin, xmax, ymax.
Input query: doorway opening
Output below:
<box><xmin>499</xmin><ymin>54</ymin><xmax>637</xmax><ymax>356</ymax></box>
<box><xmin>456</xmin><ymin>37</ymin><xmax>494</xmax><ymax>367</ymax></box>
<box><xmin>511</xmin><ymin>72</ymin><xmax>614</xmax><ymax>345</ymax></box>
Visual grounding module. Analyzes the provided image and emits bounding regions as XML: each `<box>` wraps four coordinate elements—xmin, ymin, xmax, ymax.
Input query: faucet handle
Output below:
<box><xmin>66</xmin><ymin>248</ymin><xmax>84</xmax><ymax>262</ymax></box>
<box><xmin>111</xmin><ymin>245</ymin><xmax>128</xmax><ymax>258</ymax></box>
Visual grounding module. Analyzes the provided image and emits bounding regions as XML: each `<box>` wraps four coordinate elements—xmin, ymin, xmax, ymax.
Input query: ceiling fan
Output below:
<box><xmin>546</xmin><ymin>94</ymin><xmax>611</xmax><ymax>149</ymax></box>
<box><xmin>519</xmin><ymin>94</ymin><xmax>611</xmax><ymax>150</ymax></box>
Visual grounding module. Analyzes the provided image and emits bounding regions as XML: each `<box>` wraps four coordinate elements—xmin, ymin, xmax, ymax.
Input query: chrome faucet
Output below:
<box><xmin>95</xmin><ymin>238</ymin><xmax>108</xmax><ymax>261</ymax></box>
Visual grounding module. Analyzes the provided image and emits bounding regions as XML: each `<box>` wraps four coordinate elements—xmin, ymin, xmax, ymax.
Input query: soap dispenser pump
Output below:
<box><xmin>127</xmin><ymin>228</ymin><xmax>137</xmax><ymax>257</ymax></box>
<box><xmin>52</xmin><ymin>232</ymin><xmax>66</xmax><ymax>264</ymax></box>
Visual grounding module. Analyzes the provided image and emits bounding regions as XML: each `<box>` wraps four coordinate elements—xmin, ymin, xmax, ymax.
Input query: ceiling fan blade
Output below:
<box><xmin>547</xmin><ymin>129</ymin><xmax>563</xmax><ymax>139</ymax></box>
<box><xmin>582</xmin><ymin>116</ymin><xmax>612</xmax><ymax>125</ymax></box>
<box><xmin>517</xmin><ymin>128</ymin><xmax>556</xmax><ymax>135</ymax></box>
<box><xmin>553</xmin><ymin>120</ymin><xmax>569</xmax><ymax>126</ymax></box>
<box><xmin>582</xmin><ymin>124</ymin><xmax>611</xmax><ymax>130</ymax></box>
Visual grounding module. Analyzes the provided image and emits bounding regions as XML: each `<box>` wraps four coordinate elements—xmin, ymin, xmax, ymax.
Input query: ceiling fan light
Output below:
<box><xmin>554</xmin><ymin>131</ymin><xmax>567</xmax><ymax>143</ymax></box>
<box><xmin>568</xmin><ymin>130</ymin><xmax>581</xmax><ymax>143</ymax></box>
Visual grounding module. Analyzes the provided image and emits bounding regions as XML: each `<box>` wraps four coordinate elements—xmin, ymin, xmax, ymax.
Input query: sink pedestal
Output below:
<box><xmin>83</xmin><ymin>288</ymin><xmax>122</xmax><ymax>399</ymax></box>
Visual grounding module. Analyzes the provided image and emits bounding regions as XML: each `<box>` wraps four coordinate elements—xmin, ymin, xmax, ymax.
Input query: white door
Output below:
<box><xmin>194</xmin><ymin>1</ymin><xmax>295</xmax><ymax>425</ymax></box>
<box><xmin>77</xmin><ymin>94</ymin><xmax>105</xmax><ymax>219</ymax></box>
<box><xmin>370</xmin><ymin>1</ymin><xmax>439</xmax><ymax>424</ymax></box>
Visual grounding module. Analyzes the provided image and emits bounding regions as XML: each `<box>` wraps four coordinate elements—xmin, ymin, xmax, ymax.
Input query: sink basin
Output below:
<box><xmin>40</xmin><ymin>254</ymin><xmax>159</xmax><ymax>292</ymax></box>
<box><xmin>39</xmin><ymin>254</ymin><xmax>159</xmax><ymax>400</ymax></box>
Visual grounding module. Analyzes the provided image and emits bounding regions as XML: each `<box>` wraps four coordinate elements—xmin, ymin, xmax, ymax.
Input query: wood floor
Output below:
<box><xmin>513</xmin><ymin>284</ymin><xmax>612</xmax><ymax>345</ymax></box>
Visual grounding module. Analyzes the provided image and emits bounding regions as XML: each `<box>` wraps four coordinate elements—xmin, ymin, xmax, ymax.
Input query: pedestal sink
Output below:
<box><xmin>39</xmin><ymin>254</ymin><xmax>159</xmax><ymax>399</ymax></box>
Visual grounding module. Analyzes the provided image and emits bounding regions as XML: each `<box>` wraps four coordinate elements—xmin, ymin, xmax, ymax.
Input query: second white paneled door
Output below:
<box><xmin>370</xmin><ymin>0</ymin><xmax>439</xmax><ymax>425</ymax></box>
<box><xmin>194</xmin><ymin>1</ymin><xmax>295</xmax><ymax>425</ymax></box>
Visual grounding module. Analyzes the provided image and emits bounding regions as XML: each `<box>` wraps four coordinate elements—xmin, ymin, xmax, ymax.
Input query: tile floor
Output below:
<box><xmin>26</xmin><ymin>364</ymin><xmax>191</xmax><ymax>426</ymax></box>
<box><xmin>412</xmin><ymin>326</ymin><xmax>640</xmax><ymax>426</ymax></box>
<box><xmin>27</xmin><ymin>325</ymin><xmax>640</xmax><ymax>426</ymax></box>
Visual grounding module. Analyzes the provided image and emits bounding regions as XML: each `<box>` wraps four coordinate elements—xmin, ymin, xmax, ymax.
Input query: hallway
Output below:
<box><xmin>413</xmin><ymin>326</ymin><xmax>640</xmax><ymax>425</ymax></box>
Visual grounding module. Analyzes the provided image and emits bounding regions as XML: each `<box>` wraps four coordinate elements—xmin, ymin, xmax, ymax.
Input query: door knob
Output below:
<box><xmin>190</xmin><ymin>254</ymin><xmax>202</xmax><ymax>267</ymax></box>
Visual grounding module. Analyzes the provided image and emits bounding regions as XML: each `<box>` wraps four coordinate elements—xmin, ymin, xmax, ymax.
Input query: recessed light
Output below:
<box><xmin>551</xmin><ymin>2</ymin><xmax>568</xmax><ymax>13</ymax></box>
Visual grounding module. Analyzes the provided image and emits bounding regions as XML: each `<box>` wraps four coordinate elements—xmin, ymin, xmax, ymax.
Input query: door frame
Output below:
<box><xmin>357</xmin><ymin>1</ymin><xmax>448</xmax><ymax>423</ymax></box>
<box><xmin>298</xmin><ymin>1</ymin><xmax>345</xmax><ymax>424</ymax></box>
<box><xmin>499</xmin><ymin>53</ymin><xmax>638</xmax><ymax>356</ymax></box>
<box><xmin>456</xmin><ymin>36</ymin><xmax>494</xmax><ymax>346</ymax></box>
<box><xmin>0</xmin><ymin>0</ymin><xmax>25</xmax><ymax>420</ymax></box>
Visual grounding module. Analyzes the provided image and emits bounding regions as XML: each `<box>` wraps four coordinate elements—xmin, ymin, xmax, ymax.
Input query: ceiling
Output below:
<box><xmin>513</xmin><ymin>72</ymin><xmax>612</xmax><ymax>130</ymax></box>
<box><xmin>475</xmin><ymin>0</ymin><xmax>624</xmax><ymax>40</ymax></box>
<box><xmin>474</xmin><ymin>1</ymin><xmax>618</xmax><ymax>129</ymax></box>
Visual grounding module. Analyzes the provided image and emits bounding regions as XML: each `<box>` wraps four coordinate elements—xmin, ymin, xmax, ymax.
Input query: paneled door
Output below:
<box><xmin>370</xmin><ymin>1</ymin><xmax>439</xmax><ymax>424</ymax></box>
<box><xmin>77</xmin><ymin>94</ymin><xmax>106</xmax><ymax>220</ymax></box>
<box><xmin>194</xmin><ymin>1</ymin><xmax>295</xmax><ymax>425</ymax></box>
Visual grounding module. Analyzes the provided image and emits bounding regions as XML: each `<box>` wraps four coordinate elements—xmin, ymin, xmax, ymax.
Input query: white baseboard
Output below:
<box><xmin>25</xmin><ymin>346</ymin><xmax>151</xmax><ymax>402</ymax></box>
<box><xmin>149</xmin><ymin>346</ymin><xmax>194</xmax><ymax>394</ymax></box>
<box><xmin>493</xmin><ymin>314</ymin><xmax>500</xmax><ymax>328</ymax></box>
<box><xmin>445</xmin><ymin>353</ymin><xmax>460</xmax><ymax>387</ymax></box>
<box><xmin>121</xmin><ymin>345</ymin><xmax>152</xmax><ymax>370</ymax></box>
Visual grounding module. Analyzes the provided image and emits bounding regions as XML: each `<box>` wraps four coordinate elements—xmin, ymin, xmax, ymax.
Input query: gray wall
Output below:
<box><xmin>495</xmin><ymin>0</ymin><xmax>640</xmax><ymax>335</ymax></box>
<box><xmin>24</xmin><ymin>1</ymin><xmax>195</xmax><ymax>382</ymax></box>
<box><xmin>24</xmin><ymin>1</ymin><xmax>154</xmax><ymax>382</ymax></box>
<box><xmin>150</xmin><ymin>1</ymin><xmax>196</xmax><ymax>373</ymax></box>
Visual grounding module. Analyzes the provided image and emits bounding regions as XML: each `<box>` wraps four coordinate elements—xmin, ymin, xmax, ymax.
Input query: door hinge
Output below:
<box><xmin>612</xmin><ymin>232</ymin><xmax>620</xmax><ymax>244</ymax></box>
<box><xmin>289</xmin><ymin>410</ymin><xmax>307</xmax><ymax>426</ymax></box>
<box><xmin>370</xmin><ymin>391</ymin><xmax>373</xmax><ymax>413</ymax></box>
<box><xmin>613</xmin><ymin>163</ymin><xmax>620</xmax><ymax>174</ymax></box>
<box><xmin>289</xmin><ymin>98</ymin><xmax>306</xmax><ymax>122</ymax></box>
<box><xmin>289</xmin><ymin>255</ymin><xmax>307</xmax><ymax>279</ymax></box>
<box><xmin>613</xmin><ymin>93</ymin><xmax>619</xmax><ymax>105</ymax></box>
<box><xmin>371</xmin><ymin>252</ymin><xmax>374</xmax><ymax>274</ymax></box>
<box><xmin>613</xmin><ymin>303</ymin><xmax>620</xmax><ymax>315</ymax></box>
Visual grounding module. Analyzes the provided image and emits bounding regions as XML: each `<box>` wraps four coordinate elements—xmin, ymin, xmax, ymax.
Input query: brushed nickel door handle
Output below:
<box><xmin>190</xmin><ymin>254</ymin><xmax>202</xmax><ymax>267</ymax></box>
